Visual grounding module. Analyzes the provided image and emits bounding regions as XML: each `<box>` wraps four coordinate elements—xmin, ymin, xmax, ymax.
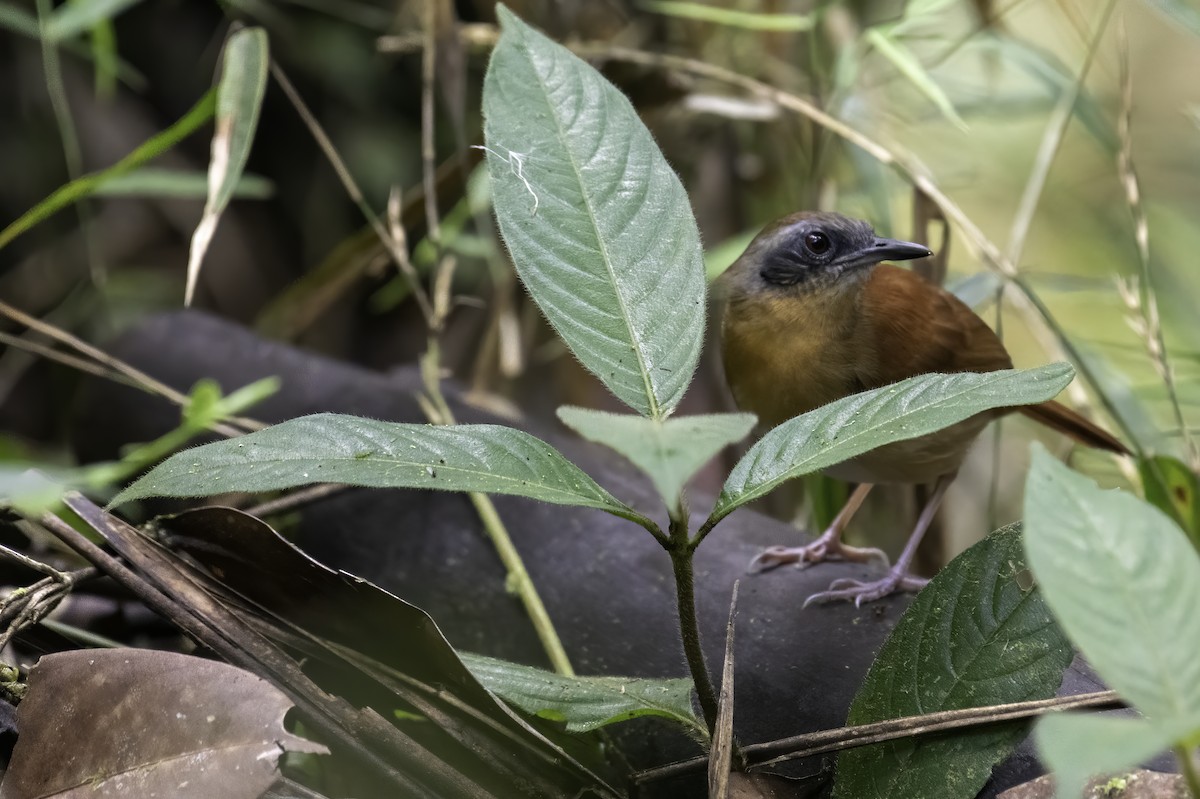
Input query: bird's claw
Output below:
<box><xmin>748</xmin><ymin>544</ymin><xmax>825</xmax><ymax>573</ymax></box>
<box><xmin>802</xmin><ymin>571</ymin><xmax>929</xmax><ymax>608</ymax></box>
<box><xmin>748</xmin><ymin>538</ymin><xmax>889</xmax><ymax>574</ymax></box>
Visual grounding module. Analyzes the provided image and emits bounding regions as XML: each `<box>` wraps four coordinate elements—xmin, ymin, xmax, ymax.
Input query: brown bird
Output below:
<box><xmin>718</xmin><ymin>211</ymin><xmax>1129</xmax><ymax>606</ymax></box>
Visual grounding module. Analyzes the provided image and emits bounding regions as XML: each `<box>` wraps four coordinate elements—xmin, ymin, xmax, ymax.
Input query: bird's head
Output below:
<box><xmin>720</xmin><ymin>211</ymin><xmax>931</xmax><ymax>296</ymax></box>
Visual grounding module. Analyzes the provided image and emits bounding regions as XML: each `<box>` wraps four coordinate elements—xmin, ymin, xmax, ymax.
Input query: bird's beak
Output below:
<box><xmin>867</xmin><ymin>237</ymin><xmax>932</xmax><ymax>264</ymax></box>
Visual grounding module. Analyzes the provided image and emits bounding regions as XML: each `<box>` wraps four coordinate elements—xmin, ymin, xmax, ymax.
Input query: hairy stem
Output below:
<box><xmin>668</xmin><ymin>513</ymin><xmax>718</xmax><ymax>732</ymax></box>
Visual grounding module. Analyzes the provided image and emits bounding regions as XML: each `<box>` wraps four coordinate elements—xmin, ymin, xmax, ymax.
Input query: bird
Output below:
<box><xmin>717</xmin><ymin>211</ymin><xmax>1129</xmax><ymax>606</ymax></box>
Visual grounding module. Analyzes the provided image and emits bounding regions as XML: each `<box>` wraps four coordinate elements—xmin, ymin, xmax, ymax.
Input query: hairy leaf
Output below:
<box><xmin>709</xmin><ymin>364</ymin><xmax>1074</xmax><ymax>525</ymax></box>
<box><xmin>483</xmin><ymin>7</ymin><xmax>706</xmax><ymax>419</ymax></box>
<box><xmin>461</xmin><ymin>653</ymin><xmax>704</xmax><ymax>735</ymax></box>
<box><xmin>557</xmin><ymin>407</ymin><xmax>755</xmax><ymax>507</ymax></box>
<box><xmin>1023</xmin><ymin>447</ymin><xmax>1200</xmax><ymax>724</ymax></box>
<box><xmin>112</xmin><ymin>414</ymin><xmax>646</xmax><ymax>525</ymax></box>
<box><xmin>833</xmin><ymin>525</ymin><xmax>1071</xmax><ymax>799</ymax></box>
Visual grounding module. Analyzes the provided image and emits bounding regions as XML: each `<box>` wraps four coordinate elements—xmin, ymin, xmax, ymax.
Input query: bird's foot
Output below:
<box><xmin>802</xmin><ymin>569</ymin><xmax>929</xmax><ymax>608</ymax></box>
<box><xmin>748</xmin><ymin>532</ymin><xmax>889</xmax><ymax>573</ymax></box>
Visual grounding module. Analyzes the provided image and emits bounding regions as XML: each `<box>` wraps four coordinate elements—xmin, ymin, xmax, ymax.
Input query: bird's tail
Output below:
<box><xmin>1018</xmin><ymin>400</ymin><xmax>1131</xmax><ymax>455</ymax></box>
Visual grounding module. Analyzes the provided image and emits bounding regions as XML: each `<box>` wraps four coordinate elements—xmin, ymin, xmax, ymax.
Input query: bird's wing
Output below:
<box><xmin>859</xmin><ymin>265</ymin><xmax>1013</xmax><ymax>389</ymax></box>
<box><xmin>861</xmin><ymin>266</ymin><xmax>1129</xmax><ymax>455</ymax></box>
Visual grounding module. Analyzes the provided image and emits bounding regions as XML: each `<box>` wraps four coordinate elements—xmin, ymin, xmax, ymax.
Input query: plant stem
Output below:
<box><xmin>419</xmin><ymin>339</ymin><xmax>575</xmax><ymax>676</ymax></box>
<box><xmin>668</xmin><ymin>513</ymin><xmax>718</xmax><ymax>733</ymax></box>
<box><xmin>467</xmin><ymin>490</ymin><xmax>574</xmax><ymax>676</ymax></box>
<box><xmin>1178</xmin><ymin>745</ymin><xmax>1200</xmax><ymax>798</ymax></box>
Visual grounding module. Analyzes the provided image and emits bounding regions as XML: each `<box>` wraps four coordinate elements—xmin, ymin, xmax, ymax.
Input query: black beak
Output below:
<box><xmin>868</xmin><ymin>237</ymin><xmax>932</xmax><ymax>263</ymax></box>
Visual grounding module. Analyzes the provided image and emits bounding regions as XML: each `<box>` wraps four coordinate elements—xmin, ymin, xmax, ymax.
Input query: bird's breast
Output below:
<box><xmin>721</xmin><ymin>291</ymin><xmax>874</xmax><ymax>429</ymax></box>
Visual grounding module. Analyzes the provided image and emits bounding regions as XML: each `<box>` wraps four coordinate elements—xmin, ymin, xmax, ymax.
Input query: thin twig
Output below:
<box><xmin>0</xmin><ymin>329</ymin><xmax>140</xmax><ymax>387</ymax></box>
<box><xmin>421</xmin><ymin>0</ymin><xmax>442</xmax><ymax>253</ymax></box>
<box><xmin>633</xmin><ymin>690</ymin><xmax>1122</xmax><ymax>784</ymax></box>
<box><xmin>0</xmin><ymin>299</ymin><xmax>261</xmax><ymax>436</ymax></box>
<box><xmin>1114</xmin><ymin>25</ymin><xmax>1197</xmax><ymax>470</ymax></box>
<box><xmin>243</xmin><ymin>483</ymin><xmax>349</xmax><ymax>518</ymax></box>
<box><xmin>0</xmin><ymin>565</ymin><xmax>96</xmax><ymax>650</ymax></box>
<box><xmin>268</xmin><ymin>61</ymin><xmax>435</xmax><ymax>326</ymax></box>
<box><xmin>999</xmin><ymin>0</ymin><xmax>1123</xmax><ymax>443</ymax></box>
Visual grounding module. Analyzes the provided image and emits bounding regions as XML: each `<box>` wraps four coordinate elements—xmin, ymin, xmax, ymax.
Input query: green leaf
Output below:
<box><xmin>864</xmin><ymin>28</ymin><xmax>966</xmax><ymax>130</ymax></box>
<box><xmin>460</xmin><ymin>653</ymin><xmax>704</xmax><ymax>735</ymax></box>
<box><xmin>639</xmin><ymin>0</ymin><xmax>813</xmax><ymax>31</ymax></box>
<box><xmin>45</xmin><ymin>0</ymin><xmax>144</xmax><ymax>41</ymax></box>
<box><xmin>1023</xmin><ymin>446</ymin><xmax>1200</xmax><ymax>725</ymax></box>
<box><xmin>0</xmin><ymin>90</ymin><xmax>216</xmax><ymax>252</ymax></box>
<box><xmin>482</xmin><ymin>7</ymin><xmax>706</xmax><ymax>419</ymax></box>
<box><xmin>557</xmin><ymin>407</ymin><xmax>755</xmax><ymax>508</ymax></box>
<box><xmin>1139</xmin><ymin>455</ymin><xmax>1200</xmax><ymax>549</ymax></box>
<box><xmin>94</xmin><ymin>168</ymin><xmax>273</xmax><ymax>199</ymax></box>
<box><xmin>708</xmin><ymin>364</ymin><xmax>1074</xmax><ymax>526</ymax></box>
<box><xmin>112</xmin><ymin>414</ymin><xmax>646</xmax><ymax>524</ymax></box>
<box><xmin>1034</xmin><ymin>714</ymin><xmax>1186</xmax><ymax>799</ymax></box>
<box><xmin>186</xmin><ymin>27</ymin><xmax>269</xmax><ymax>306</ymax></box>
<box><xmin>833</xmin><ymin>524</ymin><xmax>1072</xmax><ymax>799</ymax></box>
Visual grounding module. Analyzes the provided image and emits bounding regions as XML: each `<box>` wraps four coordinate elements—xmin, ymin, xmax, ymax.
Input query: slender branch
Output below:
<box><xmin>243</xmin><ymin>484</ymin><xmax>349</xmax><ymax>518</ymax></box>
<box><xmin>421</xmin><ymin>0</ymin><xmax>442</xmax><ymax>251</ymax></box>
<box><xmin>466</xmin><ymin>491</ymin><xmax>574</xmax><ymax>676</ymax></box>
<box><xmin>690</xmin><ymin>513</ymin><xmax>722</xmax><ymax>551</ymax></box>
<box><xmin>633</xmin><ymin>690</ymin><xmax>1122</xmax><ymax>785</ymax></box>
<box><xmin>1114</xmin><ymin>25</ymin><xmax>1196</xmax><ymax>471</ymax></box>
<box><xmin>418</xmin><ymin>340</ymin><xmax>577</xmax><ymax>676</ymax></box>
<box><xmin>268</xmin><ymin>61</ymin><xmax>434</xmax><ymax>326</ymax></box>
<box><xmin>0</xmin><ymin>299</ymin><xmax>260</xmax><ymax>436</ymax></box>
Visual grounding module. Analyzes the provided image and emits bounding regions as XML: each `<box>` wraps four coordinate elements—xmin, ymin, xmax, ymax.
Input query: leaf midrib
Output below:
<box><xmin>522</xmin><ymin>36</ymin><xmax>660</xmax><ymax>418</ymax></box>
<box><xmin>1068</xmin><ymin>481</ymin><xmax>1193</xmax><ymax>720</ymax></box>
<box><xmin>137</xmin><ymin>452</ymin><xmax>616</xmax><ymax>507</ymax></box>
<box><xmin>720</xmin><ymin>369</ymin><xmax>1063</xmax><ymax>512</ymax></box>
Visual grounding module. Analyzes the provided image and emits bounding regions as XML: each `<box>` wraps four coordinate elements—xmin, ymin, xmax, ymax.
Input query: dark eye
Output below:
<box><xmin>804</xmin><ymin>231</ymin><xmax>830</xmax><ymax>255</ymax></box>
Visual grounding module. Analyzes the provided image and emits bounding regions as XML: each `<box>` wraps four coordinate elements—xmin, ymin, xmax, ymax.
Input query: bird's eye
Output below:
<box><xmin>804</xmin><ymin>231</ymin><xmax>831</xmax><ymax>255</ymax></box>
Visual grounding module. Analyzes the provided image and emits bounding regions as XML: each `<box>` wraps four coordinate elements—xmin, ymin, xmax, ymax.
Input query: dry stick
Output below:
<box><xmin>633</xmin><ymin>689</ymin><xmax>1122</xmax><ymax>785</ymax></box>
<box><xmin>0</xmin><ymin>566</ymin><xmax>96</xmax><ymax>649</ymax></box>
<box><xmin>412</xmin><ymin>6</ymin><xmax>574</xmax><ymax>678</ymax></box>
<box><xmin>243</xmin><ymin>483</ymin><xmax>350</xmax><ymax>518</ymax></box>
<box><xmin>0</xmin><ymin>299</ymin><xmax>261</xmax><ymax>437</ymax></box>
<box><xmin>268</xmin><ymin>61</ymin><xmax>435</xmax><ymax>327</ymax></box>
<box><xmin>421</xmin><ymin>0</ymin><xmax>442</xmax><ymax>253</ymax></box>
<box><xmin>0</xmin><ymin>329</ymin><xmax>141</xmax><ymax>387</ymax></box>
<box><xmin>1000</xmin><ymin>0</ymin><xmax>1124</xmax><ymax>452</ymax></box>
<box><xmin>39</xmin><ymin>506</ymin><xmax>468</xmax><ymax>798</ymax></box>
<box><xmin>1114</xmin><ymin>26</ymin><xmax>1197</xmax><ymax>471</ymax></box>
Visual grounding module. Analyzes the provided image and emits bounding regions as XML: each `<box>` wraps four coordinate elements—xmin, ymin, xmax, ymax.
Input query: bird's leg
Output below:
<box><xmin>749</xmin><ymin>483</ymin><xmax>887</xmax><ymax>572</ymax></box>
<box><xmin>804</xmin><ymin>473</ymin><xmax>955</xmax><ymax>607</ymax></box>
